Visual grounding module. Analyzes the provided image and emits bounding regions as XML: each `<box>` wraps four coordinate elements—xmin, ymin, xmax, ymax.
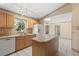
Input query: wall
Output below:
<box><xmin>42</xmin><ymin>12</ymin><xmax>72</xmax><ymax>39</ymax></box>
<box><xmin>50</xmin><ymin>13</ymin><xmax>72</xmax><ymax>39</ymax></box>
<box><xmin>60</xmin><ymin>22</ymin><xmax>71</xmax><ymax>39</ymax></box>
<box><xmin>72</xmin><ymin>4</ymin><xmax>79</xmax><ymax>52</ymax></box>
<box><xmin>40</xmin><ymin>4</ymin><xmax>72</xmax><ymax>38</ymax></box>
<box><xmin>50</xmin><ymin>22</ymin><xmax>71</xmax><ymax>39</ymax></box>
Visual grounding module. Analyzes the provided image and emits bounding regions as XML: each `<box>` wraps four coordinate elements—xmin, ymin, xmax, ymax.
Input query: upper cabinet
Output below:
<box><xmin>28</xmin><ymin>19</ymin><xmax>38</xmax><ymax>28</ymax></box>
<box><xmin>6</xmin><ymin>14</ymin><xmax>14</xmax><ymax>28</ymax></box>
<box><xmin>0</xmin><ymin>11</ymin><xmax>14</xmax><ymax>28</ymax></box>
<box><xmin>0</xmin><ymin>12</ymin><xmax>6</xmax><ymax>28</ymax></box>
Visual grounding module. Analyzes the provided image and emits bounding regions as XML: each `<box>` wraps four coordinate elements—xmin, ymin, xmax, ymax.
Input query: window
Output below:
<box><xmin>15</xmin><ymin>18</ymin><xmax>25</xmax><ymax>32</ymax></box>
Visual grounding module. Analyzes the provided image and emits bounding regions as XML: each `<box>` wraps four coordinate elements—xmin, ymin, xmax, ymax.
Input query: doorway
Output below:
<box><xmin>55</xmin><ymin>25</ymin><xmax>60</xmax><ymax>37</ymax></box>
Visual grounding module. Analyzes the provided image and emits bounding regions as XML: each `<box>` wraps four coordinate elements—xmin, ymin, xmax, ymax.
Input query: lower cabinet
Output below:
<box><xmin>0</xmin><ymin>38</ymin><xmax>15</xmax><ymax>56</ymax></box>
<box><xmin>24</xmin><ymin>35</ymin><xmax>32</xmax><ymax>47</ymax></box>
<box><xmin>0</xmin><ymin>35</ymin><xmax>33</xmax><ymax>55</ymax></box>
<box><xmin>16</xmin><ymin>35</ymin><xmax>32</xmax><ymax>51</ymax></box>
<box><xmin>16</xmin><ymin>36</ymin><xmax>25</xmax><ymax>51</ymax></box>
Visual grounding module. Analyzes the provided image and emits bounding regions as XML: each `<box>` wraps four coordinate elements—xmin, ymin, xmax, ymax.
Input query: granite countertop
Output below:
<box><xmin>32</xmin><ymin>35</ymin><xmax>56</xmax><ymax>42</ymax></box>
<box><xmin>0</xmin><ymin>33</ymin><xmax>34</xmax><ymax>39</ymax></box>
<box><xmin>0</xmin><ymin>35</ymin><xmax>20</xmax><ymax>39</ymax></box>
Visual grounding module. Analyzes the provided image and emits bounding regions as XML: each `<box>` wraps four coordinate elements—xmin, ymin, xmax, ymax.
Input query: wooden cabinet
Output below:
<box><xmin>32</xmin><ymin>37</ymin><xmax>58</xmax><ymax>56</ymax></box>
<box><xmin>16</xmin><ymin>36</ymin><xmax>25</xmax><ymax>51</ymax></box>
<box><xmin>0</xmin><ymin>11</ymin><xmax>14</xmax><ymax>28</ymax></box>
<box><xmin>16</xmin><ymin>35</ymin><xmax>33</xmax><ymax>51</ymax></box>
<box><xmin>24</xmin><ymin>35</ymin><xmax>32</xmax><ymax>47</ymax></box>
<box><xmin>0</xmin><ymin>12</ymin><xmax>6</xmax><ymax>28</ymax></box>
<box><xmin>6</xmin><ymin>14</ymin><xmax>14</xmax><ymax>28</ymax></box>
<box><xmin>28</xmin><ymin>19</ymin><xmax>38</xmax><ymax>28</ymax></box>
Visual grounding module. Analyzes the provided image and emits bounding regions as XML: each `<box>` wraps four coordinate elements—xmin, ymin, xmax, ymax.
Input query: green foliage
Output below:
<box><xmin>16</xmin><ymin>20</ymin><xmax>25</xmax><ymax>31</ymax></box>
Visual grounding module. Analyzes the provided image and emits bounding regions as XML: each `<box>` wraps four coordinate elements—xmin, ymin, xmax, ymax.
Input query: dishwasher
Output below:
<box><xmin>0</xmin><ymin>37</ymin><xmax>15</xmax><ymax>56</ymax></box>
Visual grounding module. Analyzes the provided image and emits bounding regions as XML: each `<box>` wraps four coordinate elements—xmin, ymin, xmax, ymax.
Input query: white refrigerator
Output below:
<box><xmin>32</xmin><ymin>24</ymin><xmax>44</xmax><ymax>37</ymax></box>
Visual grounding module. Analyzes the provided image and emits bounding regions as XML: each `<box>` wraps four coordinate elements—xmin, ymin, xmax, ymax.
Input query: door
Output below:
<box><xmin>55</xmin><ymin>25</ymin><xmax>60</xmax><ymax>36</ymax></box>
<box><xmin>45</xmin><ymin>25</ymin><xmax>49</xmax><ymax>34</ymax></box>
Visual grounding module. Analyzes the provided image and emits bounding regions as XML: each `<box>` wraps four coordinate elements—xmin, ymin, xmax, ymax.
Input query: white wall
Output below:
<box><xmin>43</xmin><ymin>12</ymin><xmax>72</xmax><ymax>39</ymax></box>
<box><xmin>51</xmin><ymin>12</ymin><xmax>72</xmax><ymax>23</ymax></box>
<box><xmin>72</xmin><ymin>4</ymin><xmax>79</xmax><ymax>51</ymax></box>
<box><xmin>49</xmin><ymin>22</ymin><xmax>71</xmax><ymax>39</ymax></box>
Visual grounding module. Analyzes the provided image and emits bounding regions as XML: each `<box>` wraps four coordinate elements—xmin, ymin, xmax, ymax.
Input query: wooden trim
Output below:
<box><xmin>72</xmin><ymin>48</ymin><xmax>79</xmax><ymax>53</ymax></box>
<box><xmin>40</xmin><ymin>3</ymin><xmax>72</xmax><ymax>20</ymax></box>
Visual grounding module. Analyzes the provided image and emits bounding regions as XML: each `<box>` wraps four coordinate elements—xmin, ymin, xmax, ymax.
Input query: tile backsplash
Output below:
<box><xmin>0</xmin><ymin>29</ymin><xmax>12</xmax><ymax>36</ymax></box>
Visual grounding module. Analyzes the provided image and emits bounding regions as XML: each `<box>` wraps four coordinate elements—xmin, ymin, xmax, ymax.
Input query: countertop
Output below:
<box><xmin>32</xmin><ymin>35</ymin><xmax>56</xmax><ymax>42</ymax></box>
<box><xmin>0</xmin><ymin>34</ymin><xmax>33</xmax><ymax>39</ymax></box>
<box><xmin>0</xmin><ymin>35</ymin><xmax>20</xmax><ymax>39</ymax></box>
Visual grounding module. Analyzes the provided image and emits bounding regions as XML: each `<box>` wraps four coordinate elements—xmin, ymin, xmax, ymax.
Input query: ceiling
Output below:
<box><xmin>0</xmin><ymin>3</ymin><xmax>66</xmax><ymax>19</ymax></box>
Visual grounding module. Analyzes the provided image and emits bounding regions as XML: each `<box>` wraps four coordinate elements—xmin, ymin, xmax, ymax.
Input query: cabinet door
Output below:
<box><xmin>6</xmin><ymin>14</ymin><xmax>14</xmax><ymax>28</ymax></box>
<box><xmin>25</xmin><ymin>35</ymin><xmax>32</xmax><ymax>47</ymax></box>
<box><xmin>0</xmin><ymin>12</ymin><xmax>6</xmax><ymax>28</ymax></box>
<box><xmin>16</xmin><ymin>36</ymin><xmax>25</xmax><ymax>51</ymax></box>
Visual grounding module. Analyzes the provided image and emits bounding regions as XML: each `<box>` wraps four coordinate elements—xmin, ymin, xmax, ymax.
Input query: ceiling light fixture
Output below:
<box><xmin>45</xmin><ymin>18</ymin><xmax>51</xmax><ymax>21</ymax></box>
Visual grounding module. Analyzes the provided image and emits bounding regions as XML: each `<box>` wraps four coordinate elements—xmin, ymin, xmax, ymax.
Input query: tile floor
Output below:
<box><xmin>58</xmin><ymin>38</ymin><xmax>79</xmax><ymax>56</ymax></box>
<box><xmin>9</xmin><ymin>38</ymin><xmax>79</xmax><ymax>56</ymax></box>
<box><xmin>9</xmin><ymin>46</ymin><xmax>32</xmax><ymax>56</ymax></box>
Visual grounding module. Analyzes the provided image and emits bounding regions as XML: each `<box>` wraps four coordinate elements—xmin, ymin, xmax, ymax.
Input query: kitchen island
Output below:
<box><xmin>32</xmin><ymin>36</ymin><xmax>59</xmax><ymax>56</ymax></box>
